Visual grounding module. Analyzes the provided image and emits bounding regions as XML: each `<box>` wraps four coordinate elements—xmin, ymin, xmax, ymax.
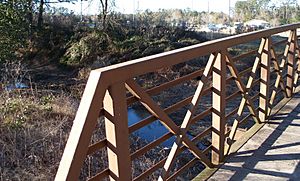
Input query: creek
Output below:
<box><xmin>128</xmin><ymin>108</ymin><xmax>206</xmax><ymax>149</ymax></box>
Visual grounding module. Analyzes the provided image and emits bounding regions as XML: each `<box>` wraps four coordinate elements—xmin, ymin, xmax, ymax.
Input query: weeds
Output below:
<box><xmin>0</xmin><ymin>89</ymin><xmax>77</xmax><ymax>179</ymax></box>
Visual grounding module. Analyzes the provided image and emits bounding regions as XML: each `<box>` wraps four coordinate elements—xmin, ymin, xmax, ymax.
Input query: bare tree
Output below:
<box><xmin>37</xmin><ymin>0</ymin><xmax>77</xmax><ymax>30</ymax></box>
<box><xmin>99</xmin><ymin>0</ymin><xmax>114</xmax><ymax>30</ymax></box>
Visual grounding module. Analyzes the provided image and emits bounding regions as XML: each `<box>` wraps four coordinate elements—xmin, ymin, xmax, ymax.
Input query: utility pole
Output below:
<box><xmin>137</xmin><ymin>0</ymin><xmax>140</xmax><ymax>13</ymax></box>
<box><xmin>228</xmin><ymin>0</ymin><xmax>231</xmax><ymax>22</ymax></box>
<box><xmin>133</xmin><ymin>0</ymin><xmax>135</xmax><ymax>26</ymax></box>
<box><xmin>191</xmin><ymin>0</ymin><xmax>194</xmax><ymax>11</ymax></box>
<box><xmin>208</xmin><ymin>0</ymin><xmax>210</xmax><ymax>13</ymax></box>
<box><xmin>80</xmin><ymin>0</ymin><xmax>83</xmax><ymax>22</ymax></box>
<box><xmin>208</xmin><ymin>0</ymin><xmax>210</xmax><ymax>24</ymax></box>
<box><xmin>136</xmin><ymin>0</ymin><xmax>140</xmax><ymax>25</ymax></box>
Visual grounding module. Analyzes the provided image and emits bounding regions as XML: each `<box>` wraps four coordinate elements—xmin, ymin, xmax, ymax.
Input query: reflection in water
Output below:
<box><xmin>128</xmin><ymin>108</ymin><xmax>201</xmax><ymax>148</ymax></box>
<box><xmin>5</xmin><ymin>82</ymin><xmax>28</xmax><ymax>91</ymax></box>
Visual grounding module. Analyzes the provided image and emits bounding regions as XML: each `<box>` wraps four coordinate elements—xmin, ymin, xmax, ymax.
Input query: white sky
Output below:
<box><xmin>54</xmin><ymin>0</ymin><xmax>239</xmax><ymax>15</ymax></box>
<box><xmin>54</xmin><ymin>0</ymin><xmax>300</xmax><ymax>15</ymax></box>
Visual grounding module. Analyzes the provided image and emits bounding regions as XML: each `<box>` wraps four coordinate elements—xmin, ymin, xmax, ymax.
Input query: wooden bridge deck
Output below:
<box><xmin>208</xmin><ymin>93</ymin><xmax>300</xmax><ymax>180</ymax></box>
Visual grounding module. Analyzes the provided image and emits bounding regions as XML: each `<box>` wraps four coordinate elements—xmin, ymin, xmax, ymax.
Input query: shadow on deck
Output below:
<box><xmin>207</xmin><ymin>92</ymin><xmax>300</xmax><ymax>180</ymax></box>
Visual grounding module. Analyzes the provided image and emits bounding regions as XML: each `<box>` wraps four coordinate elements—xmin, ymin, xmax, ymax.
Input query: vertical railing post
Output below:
<box><xmin>259</xmin><ymin>37</ymin><xmax>271</xmax><ymax>122</ymax></box>
<box><xmin>286</xmin><ymin>30</ymin><xmax>297</xmax><ymax>97</ymax></box>
<box><xmin>104</xmin><ymin>83</ymin><xmax>131</xmax><ymax>181</ymax></box>
<box><xmin>294</xmin><ymin>29</ymin><xmax>300</xmax><ymax>90</ymax></box>
<box><xmin>211</xmin><ymin>52</ymin><xmax>226</xmax><ymax>165</ymax></box>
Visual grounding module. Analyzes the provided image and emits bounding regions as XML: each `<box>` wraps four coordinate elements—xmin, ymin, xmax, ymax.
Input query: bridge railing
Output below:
<box><xmin>55</xmin><ymin>23</ymin><xmax>300</xmax><ymax>181</ymax></box>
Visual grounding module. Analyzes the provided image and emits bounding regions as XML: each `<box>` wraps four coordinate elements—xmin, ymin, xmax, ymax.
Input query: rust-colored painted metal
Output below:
<box><xmin>104</xmin><ymin>83</ymin><xmax>132</xmax><ymax>180</ymax></box>
<box><xmin>286</xmin><ymin>30</ymin><xmax>297</xmax><ymax>97</ymax></box>
<box><xmin>211</xmin><ymin>52</ymin><xmax>226</xmax><ymax>164</ymax></box>
<box><xmin>259</xmin><ymin>37</ymin><xmax>271</xmax><ymax>121</ymax></box>
<box><xmin>55</xmin><ymin>23</ymin><xmax>300</xmax><ymax>181</ymax></box>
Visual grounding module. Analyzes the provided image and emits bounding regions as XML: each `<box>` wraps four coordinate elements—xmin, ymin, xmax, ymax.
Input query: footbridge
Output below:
<box><xmin>55</xmin><ymin>23</ymin><xmax>300</xmax><ymax>181</ymax></box>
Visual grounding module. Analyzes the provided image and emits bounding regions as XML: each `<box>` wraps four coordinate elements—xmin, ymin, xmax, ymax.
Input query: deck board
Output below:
<box><xmin>209</xmin><ymin>94</ymin><xmax>300</xmax><ymax>181</ymax></box>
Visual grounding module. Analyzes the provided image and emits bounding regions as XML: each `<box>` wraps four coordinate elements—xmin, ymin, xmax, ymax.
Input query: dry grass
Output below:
<box><xmin>0</xmin><ymin>90</ymin><xmax>77</xmax><ymax>180</ymax></box>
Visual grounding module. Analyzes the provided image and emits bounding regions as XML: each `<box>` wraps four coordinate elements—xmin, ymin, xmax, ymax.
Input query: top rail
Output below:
<box><xmin>97</xmin><ymin>23</ymin><xmax>300</xmax><ymax>85</ymax></box>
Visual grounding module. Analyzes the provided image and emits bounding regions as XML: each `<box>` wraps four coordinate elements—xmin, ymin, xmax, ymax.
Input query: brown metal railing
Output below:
<box><xmin>55</xmin><ymin>23</ymin><xmax>300</xmax><ymax>180</ymax></box>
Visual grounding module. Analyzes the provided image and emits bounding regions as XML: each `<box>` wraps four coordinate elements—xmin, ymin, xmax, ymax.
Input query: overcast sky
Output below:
<box><xmin>54</xmin><ymin>0</ymin><xmax>299</xmax><ymax>15</ymax></box>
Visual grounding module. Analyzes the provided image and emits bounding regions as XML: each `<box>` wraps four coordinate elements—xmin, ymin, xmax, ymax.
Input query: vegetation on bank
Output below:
<box><xmin>0</xmin><ymin>90</ymin><xmax>76</xmax><ymax>179</ymax></box>
<box><xmin>59</xmin><ymin>25</ymin><xmax>207</xmax><ymax>67</ymax></box>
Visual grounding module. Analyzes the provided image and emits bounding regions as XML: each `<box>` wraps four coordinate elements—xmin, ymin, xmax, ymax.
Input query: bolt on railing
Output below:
<box><xmin>55</xmin><ymin>23</ymin><xmax>300</xmax><ymax>181</ymax></box>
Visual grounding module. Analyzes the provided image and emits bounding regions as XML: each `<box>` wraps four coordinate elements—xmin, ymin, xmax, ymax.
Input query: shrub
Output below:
<box><xmin>0</xmin><ymin>0</ymin><xmax>29</xmax><ymax>63</ymax></box>
<box><xmin>60</xmin><ymin>31</ymin><xmax>109</xmax><ymax>67</ymax></box>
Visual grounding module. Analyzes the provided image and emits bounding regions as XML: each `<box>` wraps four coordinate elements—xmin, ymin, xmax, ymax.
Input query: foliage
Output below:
<box><xmin>60</xmin><ymin>31</ymin><xmax>110</xmax><ymax>67</ymax></box>
<box><xmin>0</xmin><ymin>0</ymin><xmax>30</xmax><ymax>63</ymax></box>
<box><xmin>235</xmin><ymin>0</ymin><xmax>271</xmax><ymax>21</ymax></box>
<box><xmin>234</xmin><ymin>0</ymin><xmax>300</xmax><ymax>25</ymax></box>
<box><xmin>0</xmin><ymin>94</ymin><xmax>53</xmax><ymax>127</ymax></box>
<box><xmin>0</xmin><ymin>90</ymin><xmax>77</xmax><ymax>179</ymax></box>
<box><xmin>60</xmin><ymin>23</ymin><xmax>208</xmax><ymax>68</ymax></box>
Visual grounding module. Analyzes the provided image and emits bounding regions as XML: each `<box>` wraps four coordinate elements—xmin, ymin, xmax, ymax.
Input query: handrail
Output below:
<box><xmin>97</xmin><ymin>23</ymin><xmax>300</xmax><ymax>83</ymax></box>
<box><xmin>55</xmin><ymin>23</ymin><xmax>300</xmax><ymax>181</ymax></box>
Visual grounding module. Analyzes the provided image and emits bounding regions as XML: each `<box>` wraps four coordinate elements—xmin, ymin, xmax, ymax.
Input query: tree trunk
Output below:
<box><xmin>102</xmin><ymin>11</ymin><xmax>107</xmax><ymax>30</ymax></box>
<box><xmin>27</xmin><ymin>0</ymin><xmax>33</xmax><ymax>46</ymax></box>
<box><xmin>37</xmin><ymin>0</ymin><xmax>44</xmax><ymax>30</ymax></box>
<box><xmin>27</xmin><ymin>0</ymin><xmax>33</xmax><ymax>26</ymax></box>
<box><xmin>100</xmin><ymin>0</ymin><xmax>108</xmax><ymax>30</ymax></box>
